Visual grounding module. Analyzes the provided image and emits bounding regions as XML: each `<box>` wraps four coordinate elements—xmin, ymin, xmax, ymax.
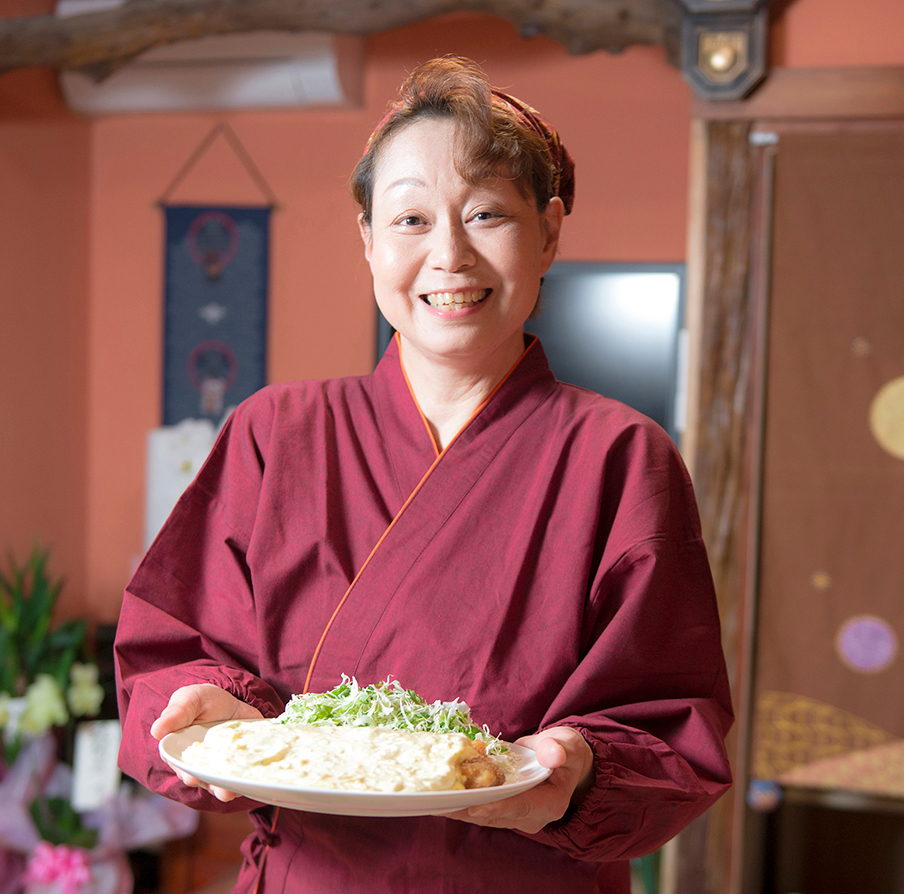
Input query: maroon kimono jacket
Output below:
<box><xmin>115</xmin><ymin>336</ymin><xmax>732</xmax><ymax>894</ymax></box>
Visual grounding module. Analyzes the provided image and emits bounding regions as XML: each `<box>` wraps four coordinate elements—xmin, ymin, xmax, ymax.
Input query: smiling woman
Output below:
<box><xmin>114</xmin><ymin>55</ymin><xmax>733</xmax><ymax>894</ymax></box>
<box><xmin>359</xmin><ymin>116</ymin><xmax>562</xmax><ymax>443</ymax></box>
<box><xmin>351</xmin><ymin>58</ymin><xmax>569</xmax><ymax>447</ymax></box>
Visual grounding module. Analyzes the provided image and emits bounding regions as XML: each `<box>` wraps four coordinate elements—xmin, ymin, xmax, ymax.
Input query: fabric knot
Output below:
<box><xmin>260</xmin><ymin>831</ymin><xmax>281</xmax><ymax>848</ymax></box>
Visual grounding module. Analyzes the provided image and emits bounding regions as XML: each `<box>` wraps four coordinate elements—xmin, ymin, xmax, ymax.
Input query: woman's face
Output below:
<box><xmin>360</xmin><ymin>117</ymin><xmax>564</xmax><ymax>374</ymax></box>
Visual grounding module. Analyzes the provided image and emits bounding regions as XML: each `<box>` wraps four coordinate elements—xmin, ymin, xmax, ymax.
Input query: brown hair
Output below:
<box><xmin>351</xmin><ymin>56</ymin><xmax>568</xmax><ymax>224</ymax></box>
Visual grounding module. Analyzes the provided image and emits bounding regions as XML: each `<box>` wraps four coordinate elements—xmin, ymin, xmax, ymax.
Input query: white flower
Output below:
<box><xmin>67</xmin><ymin>663</ymin><xmax>104</xmax><ymax>718</ymax></box>
<box><xmin>19</xmin><ymin>674</ymin><xmax>69</xmax><ymax>737</ymax></box>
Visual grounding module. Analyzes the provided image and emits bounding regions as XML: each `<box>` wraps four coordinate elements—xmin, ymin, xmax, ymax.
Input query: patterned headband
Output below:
<box><xmin>490</xmin><ymin>90</ymin><xmax>575</xmax><ymax>215</ymax></box>
<box><xmin>363</xmin><ymin>90</ymin><xmax>575</xmax><ymax>215</ymax></box>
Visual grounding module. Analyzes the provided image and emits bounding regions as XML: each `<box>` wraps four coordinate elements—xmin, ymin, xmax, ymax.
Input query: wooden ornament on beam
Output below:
<box><xmin>675</xmin><ymin>0</ymin><xmax>773</xmax><ymax>101</ymax></box>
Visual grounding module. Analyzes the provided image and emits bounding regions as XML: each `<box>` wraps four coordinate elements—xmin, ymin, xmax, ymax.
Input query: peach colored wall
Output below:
<box><xmin>3</xmin><ymin>0</ymin><xmax>904</xmax><ymax>626</ymax></box>
<box><xmin>85</xmin><ymin>15</ymin><xmax>693</xmax><ymax>619</ymax></box>
<box><xmin>774</xmin><ymin>0</ymin><xmax>904</xmax><ymax>67</ymax></box>
<box><xmin>0</xmin><ymin>75</ymin><xmax>90</xmax><ymax>616</ymax></box>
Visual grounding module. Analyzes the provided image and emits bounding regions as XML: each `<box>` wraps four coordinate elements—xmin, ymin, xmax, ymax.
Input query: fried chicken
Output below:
<box><xmin>459</xmin><ymin>739</ymin><xmax>506</xmax><ymax>788</ymax></box>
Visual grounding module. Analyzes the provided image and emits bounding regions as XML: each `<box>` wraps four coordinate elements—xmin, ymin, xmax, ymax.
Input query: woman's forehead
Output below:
<box><xmin>372</xmin><ymin>119</ymin><xmax>516</xmax><ymax>198</ymax></box>
<box><xmin>373</xmin><ymin>118</ymin><xmax>458</xmax><ymax>170</ymax></box>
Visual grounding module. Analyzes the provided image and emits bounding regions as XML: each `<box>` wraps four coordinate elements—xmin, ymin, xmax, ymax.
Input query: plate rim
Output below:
<box><xmin>158</xmin><ymin>719</ymin><xmax>551</xmax><ymax>812</ymax></box>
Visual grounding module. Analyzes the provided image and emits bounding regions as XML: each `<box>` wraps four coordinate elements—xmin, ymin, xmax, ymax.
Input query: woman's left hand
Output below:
<box><xmin>447</xmin><ymin>726</ymin><xmax>594</xmax><ymax>834</ymax></box>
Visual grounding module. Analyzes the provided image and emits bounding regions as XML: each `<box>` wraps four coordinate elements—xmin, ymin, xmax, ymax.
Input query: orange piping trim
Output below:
<box><xmin>255</xmin><ymin>337</ymin><xmax>536</xmax><ymax>894</ymax></box>
<box><xmin>250</xmin><ymin>807</ymin><xmax>280</xmax><ymax>894</ymax></box>
<box><xmin>301</xmin><ymin>449</ymin><xmax>442</xmax><ymax>695</ymax></box>
<box><xmin>302</xmin><ymin>336</ymin><xmax>536</xmax><ymax>693</ymax></box>
<box><xmin>397</xmin><ymin>332</ymin><xmax>442</xmax><ymax>457</ymax></box>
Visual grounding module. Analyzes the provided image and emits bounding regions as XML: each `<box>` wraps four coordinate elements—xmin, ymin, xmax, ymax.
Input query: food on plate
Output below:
<box><xmin>179</xmin><ymin>677</ymin><xmax>512</xmax><ymax>792</ymax></box>
<box><xmin>458</xmin><ymin>745</ymin><xmax>508</xmax><ymax>789</ymax></box>
<box><xmin>279</xmin><ymin>676</ymin><xmax>505</xmax><ymax>752</ymax></box>
<box><xmin>181</xmin><ymin>720</ymin><xmax>507</xmax><ymax>792</ymax></box>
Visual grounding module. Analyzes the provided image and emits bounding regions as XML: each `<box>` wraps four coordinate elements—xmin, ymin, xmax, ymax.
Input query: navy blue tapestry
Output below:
<box><xmin>162</xmin><ymin>205</ymin><xmax>270</xmax><ymax>425</ymax></box>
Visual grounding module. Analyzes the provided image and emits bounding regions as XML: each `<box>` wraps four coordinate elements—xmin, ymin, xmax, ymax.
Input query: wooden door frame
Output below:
<box><xmin>666</xmin><ymin>65</ymin><xmax>904</xmax><ymax>894</ymax></box>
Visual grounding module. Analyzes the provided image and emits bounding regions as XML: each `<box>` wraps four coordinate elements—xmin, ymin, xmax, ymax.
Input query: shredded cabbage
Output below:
<box><xmin>278</xmin><ymin>676</ymin><xmax>507</xmax><ymax>756</ymax></box>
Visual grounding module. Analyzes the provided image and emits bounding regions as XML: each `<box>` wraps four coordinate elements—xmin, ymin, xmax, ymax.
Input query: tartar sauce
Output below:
<box><xmin>182</xmin><ymin>720</ymin><xmax>484</xmax><ymax>792</ymax></box>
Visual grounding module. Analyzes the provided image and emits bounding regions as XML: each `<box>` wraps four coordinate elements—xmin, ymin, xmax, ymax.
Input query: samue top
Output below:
<box><xmin>115</xmin><ymin>336</ymin><xmax>733</xmax><ymax>894</ymax></box>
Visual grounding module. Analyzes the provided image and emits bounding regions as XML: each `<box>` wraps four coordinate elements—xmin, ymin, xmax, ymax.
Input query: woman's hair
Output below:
<box><xmin>351</xmin><ymin>56</ymin><xmax>573</xmax><ymax>224</ymax></box>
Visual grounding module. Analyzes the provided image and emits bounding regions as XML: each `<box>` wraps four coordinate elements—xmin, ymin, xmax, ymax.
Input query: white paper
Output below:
<box><xmin>71</xmin><ymin>720</ymin><xmax>123</xmax><ymax>812</ymax></box>
<box><xmin>145</xmin><ymin>418</ymin><xmax>218</xmax><ymax>549</ymax></box>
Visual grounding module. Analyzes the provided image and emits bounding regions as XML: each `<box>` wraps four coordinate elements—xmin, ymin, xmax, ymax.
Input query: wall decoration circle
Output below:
<box><xmin>188</xmin><ymin>210</ymin><xmax>240</xmax><ymax>280</ymax></box>
<box><xmin>187</xmin><ymin>339</ymin><xmax>239</xmax><ymax>418</ymax></box>
<box><xmin>836</xmin><ymin>614</ymin><xmax>898</xmax><ymax>674</ymax></box>
<box><xmin>869</xmin><ymin>376</ymin><xmax>904</xmax><ymax>460</ymax></box>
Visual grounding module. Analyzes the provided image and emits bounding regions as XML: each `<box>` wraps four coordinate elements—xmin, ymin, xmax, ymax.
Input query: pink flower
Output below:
<box><xmin>25</xmin><ymin>842</ymin><xmax>91</xmax><ymax>894</ymax></box>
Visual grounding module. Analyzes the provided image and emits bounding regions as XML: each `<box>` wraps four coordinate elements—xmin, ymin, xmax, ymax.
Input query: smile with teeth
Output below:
<box><xmin>422</xmin><ymin>289</ymin><xmax>489</xmax><ymax>309</ymax></box>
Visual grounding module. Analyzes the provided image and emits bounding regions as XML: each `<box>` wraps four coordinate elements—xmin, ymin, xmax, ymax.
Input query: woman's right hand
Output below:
<box><xmin>150</xmin><ymin>683</ymin><xmax>263</xmax><ymax>801</ymax></box>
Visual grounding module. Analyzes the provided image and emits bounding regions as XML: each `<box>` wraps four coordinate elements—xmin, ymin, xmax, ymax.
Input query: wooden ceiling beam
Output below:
<box><xmin>0</xmin><ymin>0</ymin><xmax>681</xmax><ymax>80</ymax></box>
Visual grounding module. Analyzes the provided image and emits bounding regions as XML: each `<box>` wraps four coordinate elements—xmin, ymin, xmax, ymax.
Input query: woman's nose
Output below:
<box><xmin>430</xmin><ymin>221</ymin><xmax>476</xmax><ymax>271</ymax></box>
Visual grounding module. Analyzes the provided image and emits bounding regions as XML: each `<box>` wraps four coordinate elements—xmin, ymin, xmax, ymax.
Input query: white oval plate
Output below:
<box><xmin>159</xmin><ymin>722</ymin><xmax>551</xmax><ymax>817</ymax></box>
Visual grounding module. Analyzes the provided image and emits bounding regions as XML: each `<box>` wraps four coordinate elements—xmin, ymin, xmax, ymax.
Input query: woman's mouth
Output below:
<box><xmin>422</xmin><ymin>289</ymin><xmax>490</xmax><ymax>309</ymax></box>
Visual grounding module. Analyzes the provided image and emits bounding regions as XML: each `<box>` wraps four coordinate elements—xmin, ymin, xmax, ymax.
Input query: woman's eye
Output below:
<box><xmin>471</xmin><ymin>210</ymin><xmax>502</xmax><ymax>222</ymax></box>
<box><xmin>398</xmin><ymin>215</ymin><xmax>424</xmax><ymax>227</ymax></box>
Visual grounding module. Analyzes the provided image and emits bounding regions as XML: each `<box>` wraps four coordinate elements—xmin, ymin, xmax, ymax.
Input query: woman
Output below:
<box><xmin>116</xmin><ymin>57</ymin><xmax>732</xmax><ymax>893</ymax></box>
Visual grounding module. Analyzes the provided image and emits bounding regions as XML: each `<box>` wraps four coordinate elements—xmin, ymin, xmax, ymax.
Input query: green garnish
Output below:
<box><xmin>278</xmin><ymin>676</ymin><xmax>507</xmax><ymax>756</ymax></box>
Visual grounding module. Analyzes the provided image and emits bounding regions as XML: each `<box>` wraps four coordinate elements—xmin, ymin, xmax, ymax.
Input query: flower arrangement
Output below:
<box><xmin>0</xmin><ymin>546</ymin><xmax>199</xmax><ymax>894</ymax></box>
<box><xmin>0</xmin><ymin>545</ymin><xmax>109</xmax><ymax>891</ymax></box>
<box><xmin>0</xmin><ymin>545</ymin><xmax>104</xmax><ymax>760</ymax></box>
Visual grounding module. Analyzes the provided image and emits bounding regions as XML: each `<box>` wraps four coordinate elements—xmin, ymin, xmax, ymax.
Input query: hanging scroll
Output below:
<box><xmin>161</xmin><ymin>204</ymin><xmax>270</xmax><ymax>425</ymax></box>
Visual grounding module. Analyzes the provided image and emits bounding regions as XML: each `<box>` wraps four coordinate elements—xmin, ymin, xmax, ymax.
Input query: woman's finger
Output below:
<box><xmin>530</xmin><ymin>734</ymin><xmax>569</xmax><ymax>770</ymax></box>
<box><xmin>173</xmin><ymin>767</ymin><xmax>240</xmax><ymax>801</ymax></box>
<box><xmin>151</xmin><ymin>684</ymin><xmax>263</xmax><ymax>740</ymax></box>
<box><xmin>449</xmin><ymin>727</ymin><xmax>594</xmax><ymax>832</ymax></box>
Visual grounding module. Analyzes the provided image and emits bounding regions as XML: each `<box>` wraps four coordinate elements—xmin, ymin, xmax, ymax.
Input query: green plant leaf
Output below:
<box><xmin>0</xmin><ymin>567</ymin><xmax>15</xmax><ymax>632</ymax></box>
<box><xmin>29</xmin><ymin>795</ymin><xmax>98</xmax><ymax>849</ymax></box>
<box><xmin>0</xmin><ymin>545</ymin><xmax>82</xmax><ymax>699</ymax></box>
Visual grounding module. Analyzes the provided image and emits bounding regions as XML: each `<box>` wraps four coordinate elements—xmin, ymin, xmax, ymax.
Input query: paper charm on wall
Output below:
<box><xmin>162</xmin><ymin>204</ymin><xmax>270</xmax><ymax>425</ymax></box>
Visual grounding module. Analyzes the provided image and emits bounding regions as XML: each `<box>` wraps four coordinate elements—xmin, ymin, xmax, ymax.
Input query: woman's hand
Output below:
<box><xmin>448</xmin><ymin>727</ymin><xmax>594</xmax><ymax>834</ymax></box>
<box><xmin>151</xmin><ymin>683</ymin><xmax>263</xmax><ymax>802</ymax></box>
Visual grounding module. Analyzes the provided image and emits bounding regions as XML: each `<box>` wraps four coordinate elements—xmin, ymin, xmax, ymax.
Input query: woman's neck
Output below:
<box><xmin>398</xmin><ymin>335</ymin><xmax>525</xmax><ymax>451</ymax></box>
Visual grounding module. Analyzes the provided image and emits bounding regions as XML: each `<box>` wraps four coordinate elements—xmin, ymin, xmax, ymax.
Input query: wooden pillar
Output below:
<box><xmin>667</xmin><ymin>118</ymin><xmax>763</xmax><ymax>894</ymax></box>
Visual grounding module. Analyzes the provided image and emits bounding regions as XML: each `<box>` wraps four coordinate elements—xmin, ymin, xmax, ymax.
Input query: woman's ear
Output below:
<box><xmin>357</xmin><ymin>212</ymin><xmax>373</xmax><ymax>263</ymax></box>
<box><xmin>540</xmin><ymin>197</ymin><xmax>565</xmax><ymax>274</ymax></box>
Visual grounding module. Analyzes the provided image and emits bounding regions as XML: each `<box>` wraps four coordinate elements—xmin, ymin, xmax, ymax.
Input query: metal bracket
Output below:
<box><xmin>674</xmin><ymin>0</ymin><xmax>773</xmax><ymax>101</ymax></box>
